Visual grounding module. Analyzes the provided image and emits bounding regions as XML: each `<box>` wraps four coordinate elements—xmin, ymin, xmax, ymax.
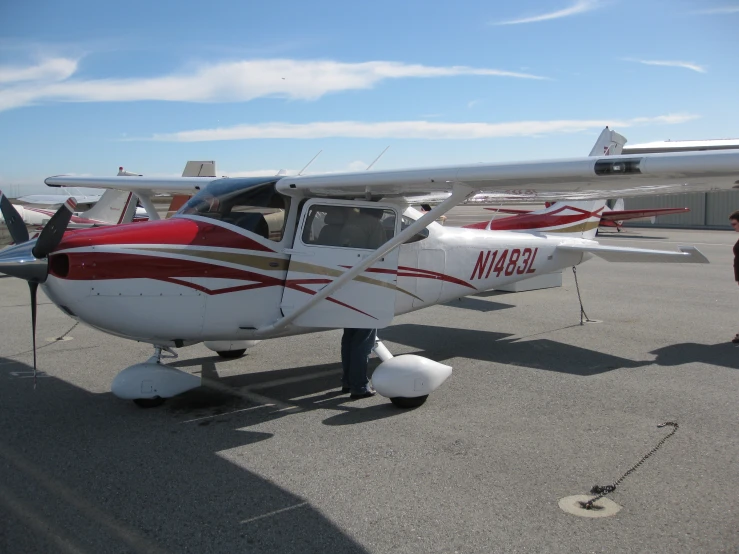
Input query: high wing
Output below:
<box><xmin>275</xmin><ymin>150</ymin><xmax>739</xmax><ymax>202</ymax></box>
<box><xmin>45</xmin><ymin>150</ymin><xmax>739</xmax><ymax>205</ymax></box>
<box><xmin>17</xmin><ymin>192</ymin><xmax>102</xmax><ymax>205</ymax></box>
<box><xmin>600</xmin><ymin>207</ymin><xmax>690</xmax><ymax>222</ymax></box>
<box><xmin>45</xmin><ymin>161</ymin><xmax>219</xmax><ymax>221</ymax></box>
<box><xmin>44</xmin><ymin>176</ymin><xmax>210</xmax><ymax>195</ymax></box>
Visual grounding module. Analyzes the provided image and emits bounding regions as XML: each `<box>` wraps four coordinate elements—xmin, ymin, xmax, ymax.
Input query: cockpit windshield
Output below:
<box><xmin>177</xmin><ymin>178</ymin><xmax>289</xmax><ymax>241</ymax></box>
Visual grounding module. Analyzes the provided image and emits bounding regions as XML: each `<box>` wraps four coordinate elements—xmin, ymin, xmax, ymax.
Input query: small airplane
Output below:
<box><xmin>0</xmin><ymin>161</ymin><xmax>218</xmax><ymax>246</ymax></box>
<box><xmin>1</xmin><ymin>141</ymin><xmax>739</xmax><ymax>410</ymax></box>
<box><xmin>466</xmin><ymin>199</ymin><xmax>691</xmax><ymax>233</ymax></box>
<box><xmin>0</xmin><ymin>188</ymin><xmax>139</xmax><ymax>246</ymax></box>
<box><xmin>18</xmin><ymin>187</ymin><xmax>103</xmax><ymax>210</ymax></box>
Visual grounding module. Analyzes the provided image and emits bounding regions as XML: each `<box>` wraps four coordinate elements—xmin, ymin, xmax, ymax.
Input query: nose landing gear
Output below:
<box><xmin>112</xmin><ymin>346</ymin><xmax>200</xmax><ymax>408</ymax></box>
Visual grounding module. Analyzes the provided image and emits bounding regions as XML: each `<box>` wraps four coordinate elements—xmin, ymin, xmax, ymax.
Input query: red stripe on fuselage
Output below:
<box><xmin>55</xmin><ymin>252</ymin><xmax>283</xmax><ymax>283</ymax></box>
<box><xmin>397</xmin><ymin>265</ymin><xmax>476</xmax><ymax>290</ymax></box>
<box><xmin>51</xmin><ymin>251</ymin><xmax>375</xmax><ymax>317</ymax></box>
<box><xmin>54</xmin><ymin>218</ymin><xmax>275</xmax><ymax>252</ymax></box>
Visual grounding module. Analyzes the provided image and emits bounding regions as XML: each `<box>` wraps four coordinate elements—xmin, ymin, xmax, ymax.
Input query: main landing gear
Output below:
<box><xmin>113</xmin><ymin>340</ymin><xmax>452</xmax><ymax>410</ymax></box>
<box><xmin>111</xmin><ymin>346</ymin><xmax>201</xmax><ymax>408</ymax></box>
<box><xmin>371</xmin><ymin>339</ymin><xmax>452</xmax><ymax>409</ymax></box>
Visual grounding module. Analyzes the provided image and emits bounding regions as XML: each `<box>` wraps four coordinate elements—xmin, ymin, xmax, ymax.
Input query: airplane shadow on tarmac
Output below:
<box><xmin>169</xmin><ymin>356</ymin><xmax>407</xmax><ymax>427</ymax></box>
<box><xmin>441</xmin><ymin>293</ymin><xmax>515</xmax><ymax>313</ymax></box>
<box><xmin>648</xmin><ymin>342</ymin><xmax>739</xmax><ymax>370</ymax></box>
<box><xmin>378</xmin><ymin>324</ymin><xmax>647</xmax><ymax>377</ymax></box>
<box><xmin>0</xmin><ymin>356</ymin><xmax>370</xmax><ymax>554</ymax></box>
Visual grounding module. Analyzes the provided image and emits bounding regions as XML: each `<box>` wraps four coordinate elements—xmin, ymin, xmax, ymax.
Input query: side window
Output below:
<box><xmin>224</xmin><ymin>190</ymin><xmax>289</xmax><ymax>242</ymax></box>
<box><xmin>179</xmin><ymin>184</ymin><xmax>290</xmax><ymax>242</ymax></box>
<box><xmin>302</xmin><ymin>205</ymin><xmax>395</xmax><ymax>249</ymax></box>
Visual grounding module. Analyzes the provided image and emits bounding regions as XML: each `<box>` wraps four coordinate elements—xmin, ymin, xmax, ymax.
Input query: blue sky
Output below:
<box><xmin>1</xmin><ymin>0</ymin><xmax>737</xmax><ymax>195</ymax></box>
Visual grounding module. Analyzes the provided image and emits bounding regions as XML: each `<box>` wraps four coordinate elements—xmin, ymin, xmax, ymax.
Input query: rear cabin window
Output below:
<box><xmin>302</xmin><ymin>205</ymin><xmax>396</xmax><ymax>249</ymax></box>
<box><xmin>401</xmin><ymin>215</ymin><xmax>429</xmax><ymax>244</ymax></box>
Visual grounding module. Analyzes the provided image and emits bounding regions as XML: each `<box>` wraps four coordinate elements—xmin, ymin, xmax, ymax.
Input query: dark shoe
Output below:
<box><xmin>341</xmin><ymin>387</ymin><xmax>350</xmax><ymax>393</ymax></box>
<box><xmin>350</xmin><ymin>387</ymin><xmax>376</xmax><ymax>399</ymax></box>
<box><xmin>732</xmin><ymin>336</ymin><xmax>739</xmax><ymax>344</ymax></box>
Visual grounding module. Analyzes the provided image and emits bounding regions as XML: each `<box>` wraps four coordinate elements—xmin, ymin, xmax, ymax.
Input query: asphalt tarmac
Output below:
<box><xmin>0</xmin><ymin>213</ymin><xmax>737</xmax><ymax>554</ymax></box>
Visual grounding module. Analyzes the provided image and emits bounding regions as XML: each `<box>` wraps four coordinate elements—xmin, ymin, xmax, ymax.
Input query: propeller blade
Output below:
<box><xmin>0</xmin><ymin>190</ymin><xmax>30</xmax><ymax>244</ymax></box>
<box><xmin>32</xmin><ymin>198</ymin><xmax>76</xmax><ymax>259</ymax></box>
<box><xmin>29</xmin><ymin>281</ymin><xmax>38</xmax><ymax>386</ymax></box>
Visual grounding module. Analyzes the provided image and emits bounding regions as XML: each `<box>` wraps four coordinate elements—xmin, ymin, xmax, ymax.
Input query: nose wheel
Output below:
<box><xmin>216</xmin><ymin>349</ymin><xmax>246</xmax><ymax>359</ymax></box>
<box><xmin>113</xmin><ymin>346</ymin><xmax>200</xmax><ymax>408</ymax></box>
<box><xmin>389</xmin><ymin>395</ymin><xmax>428</xmax><ymax>409</ymax></box>
<box><xmin>133</xmin><ymin>397</ymin><xmax>165</xmax><ymax>408</ymax></box>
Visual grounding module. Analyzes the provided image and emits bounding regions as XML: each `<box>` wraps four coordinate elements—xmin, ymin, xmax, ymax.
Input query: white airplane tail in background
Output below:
<box><xmin>589</xmin><ymin>126</ymin><xmax>627</xmax><ymax>156</ymax></box>
<box><xmin>79</xmin><ymin>190</ymin><xmax>138</xmax><ymax>224</ymax></box>
<box><xmin>165</xmin><ymin>160</ymin><xmax>217</xmax><ymax>217</ymax></box>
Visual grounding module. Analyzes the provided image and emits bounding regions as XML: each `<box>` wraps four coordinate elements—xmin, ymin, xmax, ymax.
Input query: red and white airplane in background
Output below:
<box><xmin>0</xmin><ymin>161</ymin><xmax>217</xmax><ymax>246</ymax></box>
<box><xmin>18</xmin><ymin>187</ymin><xmax>103</xmax><ymax>210</ymax></box>
<box><xmin>1</xmin><ymin>139</ymin><xmax>739</xmax><ymax>410</ymax></box>
<box><xmin>468</xmin><ymin>198</ymin><xmax>690</xmax><ymax>233</ymax></box>
<box><xmin>0</xmin><ymin>188</ymin><xmax>139</xmax><ymax>246</ymax></box>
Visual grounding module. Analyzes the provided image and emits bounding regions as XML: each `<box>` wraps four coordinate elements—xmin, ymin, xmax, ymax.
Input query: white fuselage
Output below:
<box><xmin>41</xmin><ymin>208</ymin><xmax>587</xmax><ymax>347</ymax></box>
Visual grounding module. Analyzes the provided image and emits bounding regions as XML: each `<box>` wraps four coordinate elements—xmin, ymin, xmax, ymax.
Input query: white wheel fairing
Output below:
<box><xmin>371</xmin><ymin>355</ymin><xmax>452</xmax><ymax>399</ymax></box>
<box><xmin>111</xmin><ymin>362</ymin><xmax>201</xmax><ymax>400</ymax></box>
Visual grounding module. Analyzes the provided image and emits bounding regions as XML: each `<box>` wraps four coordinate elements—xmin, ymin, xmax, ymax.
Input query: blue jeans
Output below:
<box><xmin>341</xmin><ymin>328</ymin><xmax>376</xmax><ymax>394</ymax></box>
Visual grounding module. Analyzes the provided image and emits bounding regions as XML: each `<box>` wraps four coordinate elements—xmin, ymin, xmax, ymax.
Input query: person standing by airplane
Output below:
<box><xmin>731</xmin><ymin>210</ymin><xmax>739</xmax><ymax>343</ymax></box>
<box><xmin>339</xmin><ymin>208</ymin><xmax>388</xmax><ymax>398</ymax></box>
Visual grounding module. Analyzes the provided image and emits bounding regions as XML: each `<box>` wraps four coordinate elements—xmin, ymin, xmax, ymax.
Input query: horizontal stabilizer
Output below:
<box><xmin>557</xmin><ymin>243</ymin><xmax>709</xmax><ymax>263</ymax></box>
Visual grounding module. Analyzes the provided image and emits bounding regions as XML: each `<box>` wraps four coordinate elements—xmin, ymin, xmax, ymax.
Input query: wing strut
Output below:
<box><xmin>135</xmin><ymin>192</ymin><xmax>161</xmax><ymax>221</ymax></box>
<box><xmin>247</xmin><ymin>183</ymin><xmax>475</xmax><ymax>336</ymax></box>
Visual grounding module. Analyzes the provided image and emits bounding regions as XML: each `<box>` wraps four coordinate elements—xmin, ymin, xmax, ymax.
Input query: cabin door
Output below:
<box><xmin>281</xmin><ymin>199</ymin><xmax>400</xmax><ymax>328</ymax></box>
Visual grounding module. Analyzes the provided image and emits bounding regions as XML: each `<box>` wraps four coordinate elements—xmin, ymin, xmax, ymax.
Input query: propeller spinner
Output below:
<box><xmin>0</xmin><ymin>193</ymin><xmax>76</xmax><ymax>380</ymax></box>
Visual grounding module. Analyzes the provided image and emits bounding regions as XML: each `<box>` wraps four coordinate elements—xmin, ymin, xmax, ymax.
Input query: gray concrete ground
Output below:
<box><xmin>0</xmin><ymin>213</ymin><xmax>737</xmax><ymax>553</ymax></box>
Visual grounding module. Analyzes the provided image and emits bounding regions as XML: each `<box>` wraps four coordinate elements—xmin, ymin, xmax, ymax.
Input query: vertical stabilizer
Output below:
<box><xmin>79</xmin><ymin>190</ymin><xmax>138</xmax><ymax>224</ymax></box>
<box><xmin>162</xmin><ymin>161</ymin><xmax>216</xmax><ymax>218</ymax></box>
<box><xmin>589</xmin><ymin>127</ymin><xmax>628</xmax><ymax>156</ymax></box>
<box><xmin>181</xmin><ymin>161</ymin><xmax>217</xmax><ymax>177</ymax></box>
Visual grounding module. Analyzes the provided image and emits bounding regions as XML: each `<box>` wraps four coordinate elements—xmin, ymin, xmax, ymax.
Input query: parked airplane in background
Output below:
<box><xmin>2</xmin><ymin>140</ymin><xmax>738</xmax><ymax>410</ymax></box>
<box><xmin>468</xmin><ymin>199</ymin><xmax>691</xmax><ymax>233</ymax></box>
<box><xmin>0</xmin><ymin>188</ymin><xmax>139</xmax><ymax>246</ymax></box>
<box><xmin>0</xmin><ymin>161</ymin><xmax>218</xmax><ymax>245</ymax></box>
<box><xmin>18</xmin><ymin>187</ymin><xmax>103</xmax><ymax>211</ymax></box>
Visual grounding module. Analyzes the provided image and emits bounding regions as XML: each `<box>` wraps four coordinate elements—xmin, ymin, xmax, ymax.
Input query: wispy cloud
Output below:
<box><xmin>0</xmin><ymin>58</ymin><xmax>78</xmax><ymax>84</ymax></box>
<box><xmin>467</xmin><ymin>99</ymin><xmax>483</xmax><ymax>108</ymax></box>
<box><xmin>623</xmin><ymin>58</ymin><xmax>707</xmax><ymax>73</ymax></box>
<box><xmin>692</xmin><ymin>5</ymin><xmax>739</xmax><ymax>14</ymax></box>
<box><xmin>0</xmin><ymin>57</ymin><xmax>547</xmax><ymax>112</ymax></box>
<box><xmin>145</xmin><ymin>114</ymin><xmax>697</xmax><ymax>142</ymax></box>
<box><xmin>492</xmin><ymin>0</ymin><xmax>605</xmax><ymax>25</ymax></box>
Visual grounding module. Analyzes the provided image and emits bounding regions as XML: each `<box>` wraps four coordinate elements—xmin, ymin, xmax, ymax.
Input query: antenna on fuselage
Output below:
<box><xmin>366</xmin><ymin>146</ymin><xmax>390</xmax><ymax>170</ymax></box>
<box><xmin>298</xmin><ymin>150</ymin><xmax>322</xmax><ymax>176</ymax></box>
